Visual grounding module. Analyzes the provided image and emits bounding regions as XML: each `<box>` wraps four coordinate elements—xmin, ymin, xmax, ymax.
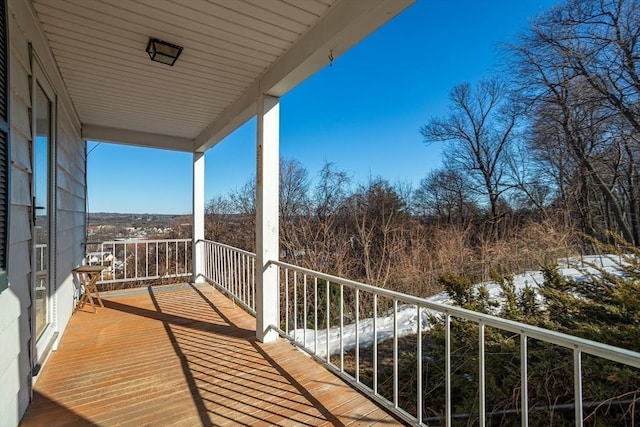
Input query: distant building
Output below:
<box><xmin>86</xmin><ymin>251</ymin><xmax>114</xmax><ymax>265</ymax></box>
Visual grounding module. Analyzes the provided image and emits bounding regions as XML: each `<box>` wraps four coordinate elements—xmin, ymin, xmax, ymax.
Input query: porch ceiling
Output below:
<box><xmin>31</xmin><ymin>0</ymin><xmax>413</xmax><ymax>153</ymax></box>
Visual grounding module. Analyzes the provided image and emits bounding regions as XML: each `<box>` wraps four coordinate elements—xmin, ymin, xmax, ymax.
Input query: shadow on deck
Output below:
<box><xmin>20</xmin><ymin>283</ymin><xmax>401</xmax><ymax>426</ymax></box>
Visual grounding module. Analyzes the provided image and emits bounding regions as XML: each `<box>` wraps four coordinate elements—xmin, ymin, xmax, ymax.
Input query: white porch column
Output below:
<box><xmin>193</xmin><ymin>151</ymin><xmax>205</xmax><ymax>283</ymax></box>
<box><xmin>256</xmin><ymin>94</ymin><xmax>280</xmax><ymax>343</ymax></box>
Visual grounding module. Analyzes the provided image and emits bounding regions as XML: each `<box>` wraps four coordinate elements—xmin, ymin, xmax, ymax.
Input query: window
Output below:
<box><xmin>0</xmin><ymin>0</ymin><xmax>10</xmax><ymax>293</ymax></box>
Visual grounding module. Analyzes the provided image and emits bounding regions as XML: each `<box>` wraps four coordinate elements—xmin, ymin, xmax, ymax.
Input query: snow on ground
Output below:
<box><xmin>288</xmin><ymin>303</ymin><xmax>431</xmax><ymax>359</ymax></box>
<box><xmin>288</xmin><ymin>255</ymin><xmax>627</xmax><ymax>358</ymax></box>
<box><xmin>557</xmin><ymin>254</ymin><xmax>625</xmax><ymax>280</ymax></box>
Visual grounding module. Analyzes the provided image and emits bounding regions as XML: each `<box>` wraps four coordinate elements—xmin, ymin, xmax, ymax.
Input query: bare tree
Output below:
<box><xmin>286</xmin><ymin>161</ymin><xmax>354</xmax><ymax>277</ymax></box>
<box><xmin>534</xmin><ymin>0</ymin><xmax>640</xmax><ymax>134</ymax></box>
<box><xmin>348</xmin><ymin>178</ymin><xmax>407</xmax><ymax>288</ymax></box>
<box><xmin>421</xmin><ymin>78</ymin><xmax>522</xmax><ymax>223</ymax></box>
<box><xmin>511</xmin><ymin>0</ymin><xmax>640</xmax><ymax>244</ymax></box>
<box><xmin>224</xmin><ymin>177</ymin><xmax>256</xmax><ymax>251</ymax></box>
<box><xmin>204</xmin><ymin>195</ymin><xmax>232</xmax><ymax>240</ymax></box>
<box><xmin>413</xmin><ymin>169</ymin><xmax>478</xmax><ymax>227</ymax></box>
<box><xmin>279</xmin><ymin>158</ymin><xmax>311</xmax><ymax>262</ymax></box>
<box><xmin>230</xmin><ymin>177</ymin><xmax>256</xmax><ymax>216</ymax></box>
<box><xmin>504</xmin><ymin>141</ymin><xmax>554</xmax><ymax>218</ymax></box>
<box><xmin>280</xmin><ymin>157</ymin><xmax>310</xmax><ymax>223</ymax></box>
<box><xmin>314</xmin><ymin>161</ymin><xmax>350</xmax><ymax>220</ymax></box>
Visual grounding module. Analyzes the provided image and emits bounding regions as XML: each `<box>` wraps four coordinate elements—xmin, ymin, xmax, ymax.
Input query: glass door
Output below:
<box><xmin>33</xmin><ymin>79</ymin><xmax>53</xmax><ymax>339</ymax></box>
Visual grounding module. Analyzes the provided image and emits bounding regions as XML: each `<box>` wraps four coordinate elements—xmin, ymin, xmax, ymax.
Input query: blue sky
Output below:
<box><xmin>87</xmin><ymin>0</ymin><xmax>559</xmax><ymax>215</ymax></box>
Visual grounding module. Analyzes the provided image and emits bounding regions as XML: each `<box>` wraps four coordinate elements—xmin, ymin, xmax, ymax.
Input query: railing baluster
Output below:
<box><xmin>155</xmin><ymin>241</ymin><xmax>159</xmax><ymax>278</ymax></box>
<box><xmin>238</xmin><ymin>251</ymin><xmax>241</xmax><ymax>301</ymax></box>
<box><xmin>246</xmin><ymin>254</ymin><xmax>250</xmax><ymax>306</ymax></box>
<box><xmin>294</xmin><ymin>270</ymin><xmax>298</xmax><ymax>343</ymax></box>
<box><xmin>314</xmin><ymin>276</ymin><xmax>318</xmax><ymax>354</ymax></box>
<box><xmin>237</xmin><ymin>251</ymin><xmax>241</xmax><ymax>299</ymax></box>
<box><xmin>203</xmin><ymin>242</ymin><xmax>207</xmax><ymax>279</ymax></box>
<box><xmin>229</xmin><ymin>248</ymin><xmax>233</xmax><ymax>294</ymax></box>
<box><xmin>479</xmin><ymin>322</ymin><xmax>486</xmax><ymax>427</ymax></box>
<box><xmin>393</xmin><ymin>299</ymin><xmax>398</xmax><ymax>408</ymax></box>
<box><xmin>241</xmin><ymin>250</ymin><xmax>245</xmax><ymax>302</ymax></box>
<box><xmin>275</xmin><ymin>264</ymin><xmax>280</xmax><ymax>320</ymax></box>
<box><xmin>417</xmin><ymin>305</ymin><xmax>422</xmax><ymax>425</ymax></box>
<box><xmin>373</xmin><ymin>293</ymin><xmax>378</xmax><ymax>395</ymax></box>
<box><xmin>111</xmin><ymin>242</ymin><xmax>116</xmax><ymax>279</ymax></box>
<box><xmin>445</xmin><ymin>314</ymin><xmax>451</xmax><ymax>427</ymax></box>
<box><xmin>221</xmin><ymin>245</ymin><xmax>225</xmax><ymax>286</ymax></box>
<box><xmin>217</xmin><ymin>246</ymin><xmax>222</xmax><ymax>287</ymax></box>
<box><xmin>174</xmin><ymin>240</ymin><xmax>178</xmax><ymax>276</ymax></box>
<box><xmin>574</xmin><ymin>349</ymin><xmax>583</xmax><ymax>427</ymax></box>
<box><xmin>135</xmin><ymin>242</ymin><xmax>138</xmax><ymax>279</ymax></box>
<box><xmin>234</xmin><ymin>251</ymin><xmax>238</xmax><ymax>299</ymax></box>
<box><xmin>326</xmin><ymin>279</ymin><xmax>330</xmax><ymax>363</ymax></box>
<box><xmin>244</xmin><ymin>254</ymin><xmax>248</xmax><ymax>306</ymax></box>
<box><xmin>145</xmin><ymin>241</ymin><xmax>149</xmax><ymax>278</ymax></box>
<box><xmin>226</xmin><ymin>247</ymin><xmax>230</xmax><ymax>290</ymax></box>
<box><xmin>231</xmin><ymin>249</ymin><xmax>235</xmax><ymax>297</ymax></box>
<box><xmin>123</xmin><ymin>242</ymin><xmax>128</xmax><ymax>279</ymax></box>
<box><xmin>212</xmin><ymin>243</ymin><xmax>215</xmax><ymax>281</ymax></box>
<box><xmin>340</xmin><ymin>283</ymin><xmax>344</xmax><ymax>372</ymax></box>
<box><xmin>213</xmin><ymin>244</ymin><xmax>218</xmax><ymax>284</ymax></box>
<box><xmin>285</xmin><ymin>268</ymin><xmax>289</xmax><ymax>335</ymax></box>
<box><xmin>521</xmin><ymin>334</ymin><xmax>528</xmax><ymax>427</ymax></box>
<box><xmin>303</xmin><ymin>274</ymin><xmax>307</xmax><ymax>348</ymax></box>
<box><xmin>220</xmin><ymin>247</ymin><xmax>229</xmax><ymax>289</ymax></box>
<box><xmin>355</xmin><ymin>288</ymin><xmax>360</xmax><ymax>383</ymax></box>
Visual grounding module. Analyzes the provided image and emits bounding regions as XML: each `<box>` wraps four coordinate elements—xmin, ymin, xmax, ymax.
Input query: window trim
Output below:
<box><xmin>31</xmin><ymin>53</ymin><xmax>58</xmax><ymax>359</ymax></box>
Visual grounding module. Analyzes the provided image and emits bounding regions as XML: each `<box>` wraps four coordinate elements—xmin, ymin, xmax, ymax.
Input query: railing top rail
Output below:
<box><xmin>269</xmin><ymin>258</ymin><xmax>640</xmax><ymax>369</ymax></box>
<box><xmin>200</xmin><ymin>239</ymin><xmax>256</xmax><ymax>258</ymax></box>
<box><xmin>87</xmin><ymin>238</ymin><xmax>191</xmax><ymax>245</ymax></box>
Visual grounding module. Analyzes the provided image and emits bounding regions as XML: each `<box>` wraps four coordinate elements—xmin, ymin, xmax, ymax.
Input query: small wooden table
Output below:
<box><xmin>73</xmin><ymin>265</ymin><xmax>106</xmax><ymax>313</ymax></box>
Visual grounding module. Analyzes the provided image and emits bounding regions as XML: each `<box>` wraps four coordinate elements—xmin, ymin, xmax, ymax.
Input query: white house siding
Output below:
<box><xmin>0</xmin><ymin>1</ymin><xmax>85</xmax><ymax>425</ymax></box>
<box><xmin>0</xmin><ymin>6</ymin><xmax>34</xmax><ymax>426</ymax></box>
<box><xmin>54</xmin><ymin>106</ymin><xmax>84</xmax><ymax>333</ymax></box>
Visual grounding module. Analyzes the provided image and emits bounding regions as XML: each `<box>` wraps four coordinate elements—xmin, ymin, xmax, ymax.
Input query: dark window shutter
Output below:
<box><xmin>0</xmin><ymin>0</ymin><xmax>10</xmax><ymax>293</ymax></box>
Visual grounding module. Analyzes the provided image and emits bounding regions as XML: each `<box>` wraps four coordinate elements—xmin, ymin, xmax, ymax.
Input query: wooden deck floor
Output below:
<box><xmin>20</xmin><ymin>283</ymin><xmax>401</xmax><ymax>426</ymax></box>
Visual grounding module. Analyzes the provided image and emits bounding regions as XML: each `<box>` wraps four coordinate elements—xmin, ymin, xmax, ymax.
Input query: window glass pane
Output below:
<box><xmin>34</xmin><ymin>82</ymin><xmax>51</xmax><ymax>338</ymax></box>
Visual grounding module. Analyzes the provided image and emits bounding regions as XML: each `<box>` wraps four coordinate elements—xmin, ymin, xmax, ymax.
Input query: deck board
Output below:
<box><xmin>20</xmin><ymin>284</ymin><xmax>402</xmax><ymax>426</ymax></box>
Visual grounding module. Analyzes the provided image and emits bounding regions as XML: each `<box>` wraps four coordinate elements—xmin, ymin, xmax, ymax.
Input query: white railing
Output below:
<box><xmin>86</xmin><ymin>239</ymin><xmax>192</xmax><ymax>284</ymax></box>
<box><xmin>201</xmin><ymin>240</ymin><xmax>256</xmax><ymax>314</ymax></box>
<box><xmin>200</xmin><ymin>240</ymin><xmax>640</xmax><ymax>426</ymax></box>
<box><xmin>35</xmin><ymin>243</ymin><xmax>47</xmax><ymax>289</ymax></box>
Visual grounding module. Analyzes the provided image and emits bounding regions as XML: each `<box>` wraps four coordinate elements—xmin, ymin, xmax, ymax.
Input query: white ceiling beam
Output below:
<box><xmin>82</xmin><ymin>124</ymin><xmax>194</xmax><ymax>152</ymax></box>
<box><xmin>193</xmin><ymin>0</ymin><xmax>414</xmax><ymax>153</ymax></box>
